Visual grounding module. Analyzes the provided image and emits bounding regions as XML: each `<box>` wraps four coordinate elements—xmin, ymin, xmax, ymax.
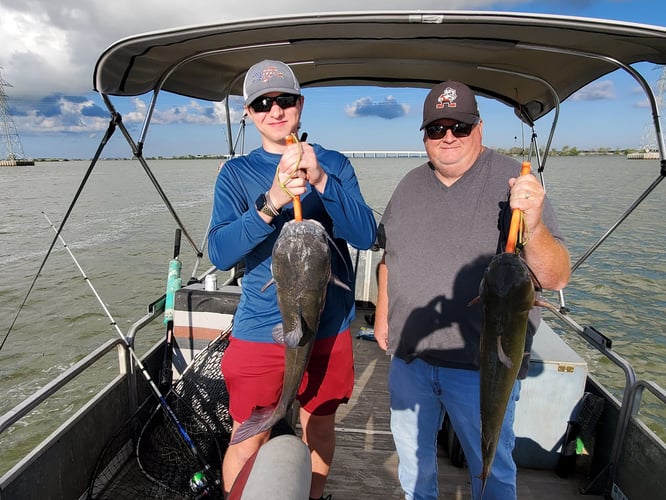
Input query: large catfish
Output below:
<box><xmin>230</xmin><ymin>219</ymin><xmax>347</xmax><ymax>445</ymax></box>
<box><xmin>478</xmin><ymin>252</ymin><xmax>535</xmax><ymax>495</ymax></box>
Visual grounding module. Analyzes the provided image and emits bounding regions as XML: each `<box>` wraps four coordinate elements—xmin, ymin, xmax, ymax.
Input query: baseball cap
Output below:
<box><xmin>420</xmin><ymin>81</ymin><xmax>480</xmax><ymax>130</ymax></box>
<box><xmin>243</xmin><ymin>60</ymin><xmax>301</xmax><ymax>105</ymax></box>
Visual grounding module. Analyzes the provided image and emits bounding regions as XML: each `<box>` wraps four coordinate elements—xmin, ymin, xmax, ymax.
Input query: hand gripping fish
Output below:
<box><xmin>230</xmin><ymin>219</ymin><xmax>349</xmax><ymax>445</ymax></box>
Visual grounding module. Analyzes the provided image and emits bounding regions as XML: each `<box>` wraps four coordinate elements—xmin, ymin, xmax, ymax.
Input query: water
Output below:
<box><xmin>1</xmin><ymin>156</ymin><xmax>664</xmax><ymax>473</ymax></box>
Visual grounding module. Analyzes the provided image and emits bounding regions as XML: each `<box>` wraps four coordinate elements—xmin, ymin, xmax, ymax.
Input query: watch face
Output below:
<box><xmin>255</xmin><ymin>193</ymin><xmax>277</xmax><ymax>217</ymax></box>
<box><xmin>255</xmin><ymin>193</ymin><xmax>267</xmax><ymax>211</ymax></box>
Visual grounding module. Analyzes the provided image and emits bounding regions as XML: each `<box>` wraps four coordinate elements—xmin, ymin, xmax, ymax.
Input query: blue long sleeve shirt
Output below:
<box><xmin>208</xmin><ymin>145</ymin><xmax>377</xmax><ymax>343</ymax></box>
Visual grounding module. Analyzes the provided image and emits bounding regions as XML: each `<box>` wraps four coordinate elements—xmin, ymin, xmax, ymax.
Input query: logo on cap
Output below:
<box><xmin>436</xmin><ymin>87</ymin><xmax>458</xmax><ymax>109</ymax></box>
<box><xmin>253</xmin><ymin>65</ymin><xmax>285</xmax><ymax>84</ymax></box>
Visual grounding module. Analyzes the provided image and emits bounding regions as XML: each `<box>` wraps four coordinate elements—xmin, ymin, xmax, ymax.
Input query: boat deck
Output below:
<box><xmin>320</xmin><ymin>311</ymin><xmax>601</xmax><ymax>500</ymax></box>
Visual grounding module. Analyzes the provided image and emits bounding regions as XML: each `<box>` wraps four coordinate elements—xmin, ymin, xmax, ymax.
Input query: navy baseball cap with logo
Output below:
<box><xmin>243</xmin><ymin>60</ymin><xmax>301</xmax><ymax>105</ymax></box>
<box><xmin>420</xmin><ymin>81</ymin><xmax>480</xmax><ymax>129</ymax></box>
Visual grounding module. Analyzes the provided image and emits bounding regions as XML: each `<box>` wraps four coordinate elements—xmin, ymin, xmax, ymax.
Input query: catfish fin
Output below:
<box><xmin>535</xmin><ymin>298</ymin><xmax>558</xmax><ymax>313</ymax></box>
<box><xmin>272</xmin><ymin>323</ymin><xmax>286</xmax><ymax>344</ymax></box>
<box><xmin>283</xmin><ymin>323</ymin><xmax>304</xmax><ymax>348</ymax></box>
<box><xmin>496</xmin><ymin>336</ymin><xmax>514</xmax><ymax>368</ymax></box>
<box><xmin>230</xmin><ymin>404</ymin><xmax>280</xmax><ymax>444</ymax></box>
<box><xmin>330</xmin><ymin>274</ymin><xmax>351</xmax><ymax>292</ymax></box>
<box><xmin>260</xmin><ymin>278</ymin><xmax>275</xmax><ymax>292</ymax></box>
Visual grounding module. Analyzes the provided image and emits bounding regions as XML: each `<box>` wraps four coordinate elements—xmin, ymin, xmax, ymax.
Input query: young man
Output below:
<box><xmin>208</xmin><ymin>60</ymin><xmax>376</xmax><ymax>499</ymax></box>
<box><xmin>374</xmin><ymin>81</ymin><xmax>570</xmax><ymax>499</ymax></box>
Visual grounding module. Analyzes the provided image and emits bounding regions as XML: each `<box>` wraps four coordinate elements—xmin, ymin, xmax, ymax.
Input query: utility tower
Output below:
<box><xmin>638</xmin><ymin>66</ymin><xmax>666</xmax><ymax>152</ymax></box>
<box><xmin>0</xmin><ymin>68</ymin><xmax>33</xmax><ymax>166</ymax></box>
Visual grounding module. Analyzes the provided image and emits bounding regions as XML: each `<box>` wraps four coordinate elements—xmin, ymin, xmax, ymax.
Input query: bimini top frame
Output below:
<box><xmin>89</xmin><ymin>9</ymin><xmax>666</xmax><ymax>274</ymax></box>
<box><xmin>93</xmin><ymin>10</ymin><xmax>666</xmax><ymax>160</ymax></box>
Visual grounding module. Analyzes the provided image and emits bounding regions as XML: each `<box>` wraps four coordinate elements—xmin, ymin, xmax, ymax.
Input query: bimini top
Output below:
<box><xmin>93</xmin><ymin>10</ymin><xmax>666</xmax><ymax>124</ymax></box>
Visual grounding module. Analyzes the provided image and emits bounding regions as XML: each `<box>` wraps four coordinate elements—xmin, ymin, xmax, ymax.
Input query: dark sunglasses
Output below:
<box><xmin>249</xmin><ymin>93</ymin><xmax>300</xmax><ymax>113</ymax></box>
<box><xmin>425</xmin><ymin>121</ymin><xmax>477</xmax><ymax>140</ymax></box>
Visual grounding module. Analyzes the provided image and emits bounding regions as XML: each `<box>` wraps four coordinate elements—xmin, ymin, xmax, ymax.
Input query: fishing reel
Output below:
<box><xmin>190</xmin><ymin>470</ymin><xmax>208</xmax><ymax>493</ymax></box>
<box><xmin>190</xmin><ymin>470</ymin><xmax>221</xmax><ymax>499</ymax></box>
<box><xmin>190</xmin><ymin>467</ymin><xmax>224</xmax><ymax>499</ymax></box>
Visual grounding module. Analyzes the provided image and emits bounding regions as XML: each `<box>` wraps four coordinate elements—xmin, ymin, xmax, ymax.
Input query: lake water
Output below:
<box><xmin>1</xmin><ymin>155</ymin><xmax>664</xmax><ymax>473</ymax></box>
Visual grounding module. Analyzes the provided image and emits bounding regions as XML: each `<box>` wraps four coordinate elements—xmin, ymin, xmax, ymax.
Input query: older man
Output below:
<box><xmin>374</xmin><ymin>81</ymin><xmax>570</xmax><ymax>500</ymax></box>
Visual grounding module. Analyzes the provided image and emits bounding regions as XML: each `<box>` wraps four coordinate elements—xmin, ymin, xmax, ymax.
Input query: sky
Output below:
<box><xmin>1</xmin><ymin>0</ymin><xmax>665</xmax><ymax>159</ymax></box>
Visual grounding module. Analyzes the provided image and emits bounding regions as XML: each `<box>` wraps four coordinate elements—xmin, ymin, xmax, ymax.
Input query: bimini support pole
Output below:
<box><xmin>478</xmin><ymin>64</ymin><xmax>560</xmax><ymax>176</ymax></box>
<box><xmin>1</xmin><ymin>114</ymin><xmax>118</xmax><ymax>351</ymax></box>
<box><xmin>100</xmin><ymin>93</ymin><xmax>203</xmax><ymax>258</ymax></box>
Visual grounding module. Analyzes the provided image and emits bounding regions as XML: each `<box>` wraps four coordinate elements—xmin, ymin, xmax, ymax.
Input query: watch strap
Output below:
<box><xmin>256</xmin><ymin>192</ymin><xmax>280</xmax><ymax>217</ymax></box>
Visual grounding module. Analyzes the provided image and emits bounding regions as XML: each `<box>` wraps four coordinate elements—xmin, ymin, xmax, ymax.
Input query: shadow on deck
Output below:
<box><xmin>320</xmin><ymin>312</ymin><xmax>601</xmax><ymax>500</ymax></box>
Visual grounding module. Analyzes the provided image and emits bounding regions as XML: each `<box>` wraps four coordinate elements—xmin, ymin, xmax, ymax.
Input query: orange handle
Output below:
<box><xmin>285</xmin><ymin>134</ymin><xmax>303</xmax><ymax>221</ymax></box>
<box><xmin>504</xmin><ymin>161</ymin><xmax>532</xmax><ymax>254</ymax></box>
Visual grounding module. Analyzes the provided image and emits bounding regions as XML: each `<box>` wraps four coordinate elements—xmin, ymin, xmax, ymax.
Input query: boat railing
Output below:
<box><xmin>625</xmin><ymin>380</ymin><xmax>666</xmax><ymax>439</ymax></box>
<box><xmin>0</xmin><ymin>291</ymin><xmax>168</xmax><ymax>447</ymax></box>
<box><xmin>123</xmin><ymin>294</ymin><xmax>167</xmax><ymax>412</ymax></box>
<box><xmin>544</xmin><ymin>305</ymin><xmax>666</xmax><ymax>494</ymax></box>
<box><xmin>0</xmin><ymin>337</ymin><xmax>128</xmax><ymax>435</ymax></box>
<box><xmin>630</xmin><ymin>380</ymin><xmax>666</xmax><ymax>414</ymax></box>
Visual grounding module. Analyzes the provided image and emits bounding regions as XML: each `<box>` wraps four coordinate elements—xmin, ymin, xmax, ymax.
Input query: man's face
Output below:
<box><xmin>423</xmin><ymin>118</ymin><xmax>483</xmax><ymax>184</ymax></box>
<box><xmin>246</xmin><ymin>93</ymin><xmax>303</xmax><ymax>150</ymax></box>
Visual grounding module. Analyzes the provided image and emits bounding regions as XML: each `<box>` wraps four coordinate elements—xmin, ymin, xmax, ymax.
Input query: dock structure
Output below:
<box><xmin>627</xmin><ymin>150</ymin><xmax>660</xmax><ymax>160</ymax></box>
<box><xmin>0</xmin><ymin>159</ymin><xmax>35</xmax><ymax>166</ymax></box>
<box><xmin>341</xmin><ymin>150</ymin><xmax>427</xmax><ymax>159</ymax></box>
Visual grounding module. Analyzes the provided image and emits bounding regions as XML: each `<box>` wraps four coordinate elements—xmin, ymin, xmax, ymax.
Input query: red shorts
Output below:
<box><xmin>221</xmin><ymin>329</ymin><xmax>354</xmax><ymax>423</ymax></box>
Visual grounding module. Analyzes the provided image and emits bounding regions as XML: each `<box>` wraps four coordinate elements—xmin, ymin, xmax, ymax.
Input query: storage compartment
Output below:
<box><xmin>513</xmin><ymin>322</ymin><xmax>588</xmax><ymax>469</ymax></box>
<box><xmin>172</xmin><ymin>282</ymin><xmax>240</xmax><ymax>374</ymax></box>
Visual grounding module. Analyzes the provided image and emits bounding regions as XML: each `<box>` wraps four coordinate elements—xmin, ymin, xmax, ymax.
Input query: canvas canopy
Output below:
<box><xmin>93</xmin><ymin>10</ymin><xmax>666</xmax><ymax>124</ymax></box>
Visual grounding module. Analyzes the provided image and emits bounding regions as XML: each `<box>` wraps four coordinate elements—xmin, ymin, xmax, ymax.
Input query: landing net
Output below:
<box><xmin>87</xmin><ymin>333</ymin><xmax>232</xmax><ymax>499</ymax></box>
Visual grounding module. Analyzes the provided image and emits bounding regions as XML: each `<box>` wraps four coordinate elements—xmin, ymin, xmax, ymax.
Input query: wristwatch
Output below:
<box><xmin>255</xmin><ymin>192</ymin><xmax>280</xmax><ymax>217</ymax></box>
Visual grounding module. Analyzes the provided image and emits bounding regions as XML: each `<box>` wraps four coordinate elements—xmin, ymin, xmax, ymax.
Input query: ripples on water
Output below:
<box><xmin>0</xmin><ymin>156</ymin><xmax>664</xmax><ymax>471</ymax></box>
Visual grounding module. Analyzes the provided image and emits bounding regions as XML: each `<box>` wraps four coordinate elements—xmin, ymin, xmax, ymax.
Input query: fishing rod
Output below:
<box><xmin>159</xmin><ymin>228</ymin><xmax>182</xmax><ymax>394</ymax></box>
<box><xmin>41</xmin><ymin>212</ymin><xmax>221</xmax><ymax>497</ymax></box>
<box><xmin>0</xmin><ymin>117</ymin><xmax>118</xmax><ymax>353</ymax></box>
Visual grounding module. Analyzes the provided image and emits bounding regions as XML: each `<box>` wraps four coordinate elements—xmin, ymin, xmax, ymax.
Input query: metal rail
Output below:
<box><xmin>1</xmin><ymin>294</ymin><xmax>168</xmax><ymax>437</ymax></box>
<box><xmin>545</xmin><ymin>306</ymin><xmax>666</xmax><ymax>495</ymax></box>
<box><xmin>0</xmin><ymin>338</ymin><xmax>125</xmax><ymax>434</ymax></box>
<box><xmin>629</xmin><ymin>380</ymin><xmax>666</xmax><ymax>412</ymax></box>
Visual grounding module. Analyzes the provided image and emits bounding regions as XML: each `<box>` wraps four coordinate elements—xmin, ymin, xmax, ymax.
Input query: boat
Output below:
<box><xmin>2</xmin><ymin>9</ymin><xmax>665</xmax><ymax>500</ymax></box>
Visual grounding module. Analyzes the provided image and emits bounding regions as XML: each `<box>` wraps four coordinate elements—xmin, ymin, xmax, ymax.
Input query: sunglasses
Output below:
<box><xmin>249</xmin><ymin>93</ymin><xmax>300</xmax><ymax>113</ymax></box>
<box><xmin>425</xmin><ymin>121</ymin><xmax>477</xmax><ymax>140</ymax></box>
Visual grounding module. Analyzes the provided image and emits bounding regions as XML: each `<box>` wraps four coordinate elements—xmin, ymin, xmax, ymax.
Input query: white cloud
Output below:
<box><xmin>571</xmin><ymin>80</ymin><xmax>615</xmax><ymax>101</ymax></box>
<box><xmin>0</xmin><ymin>0</ymin><xmax>506</xmax><ymax>98</ymax></box>
<box><xmin>0</xmin><ymin>0</ymin><xmax>551</xmax><ymax>154</ymax></box>
<box><xmin>345</xmin><ymin>96</ymin><xmax>410</xmax><ymax>119</ymax></box>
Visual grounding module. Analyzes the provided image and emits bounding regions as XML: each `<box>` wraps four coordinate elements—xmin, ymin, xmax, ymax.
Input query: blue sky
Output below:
<box><xmin>1</xmin><ymin>0</ymin><xmax>665</xmax><ymax>159</ymax></box>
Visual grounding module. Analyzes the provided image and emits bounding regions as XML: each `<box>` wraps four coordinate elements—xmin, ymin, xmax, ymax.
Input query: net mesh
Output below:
<box><xmin>88</xmin><ymin>333</ymin><xmax>232</xmax><ymax>499</ymax></box>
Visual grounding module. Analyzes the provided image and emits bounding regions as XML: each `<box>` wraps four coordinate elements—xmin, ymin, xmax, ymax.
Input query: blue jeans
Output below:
<box><xmin>389</xmin><ymin>356</ymin><xmax>519</xmax><ymax>500</ymax></box>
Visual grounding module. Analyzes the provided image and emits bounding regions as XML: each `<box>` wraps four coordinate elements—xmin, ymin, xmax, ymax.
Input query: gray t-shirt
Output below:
<box><xmin>378</xmin><ymin>148</ymin><xmax>562</xmax><ymax>377</ymax></box>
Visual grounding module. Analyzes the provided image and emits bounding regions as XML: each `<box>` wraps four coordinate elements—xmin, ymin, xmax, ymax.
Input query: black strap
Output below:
<box><xmin>496</xmin><ymin>191</ymin><xmax>512</xmax><ymax>254</ymax></box>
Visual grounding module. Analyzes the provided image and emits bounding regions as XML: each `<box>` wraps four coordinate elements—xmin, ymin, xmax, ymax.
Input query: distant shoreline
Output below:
<box><xmin>24</xmin><ymin>148</ymin><xmax>655</xmax><ymax>163</ymax></box>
